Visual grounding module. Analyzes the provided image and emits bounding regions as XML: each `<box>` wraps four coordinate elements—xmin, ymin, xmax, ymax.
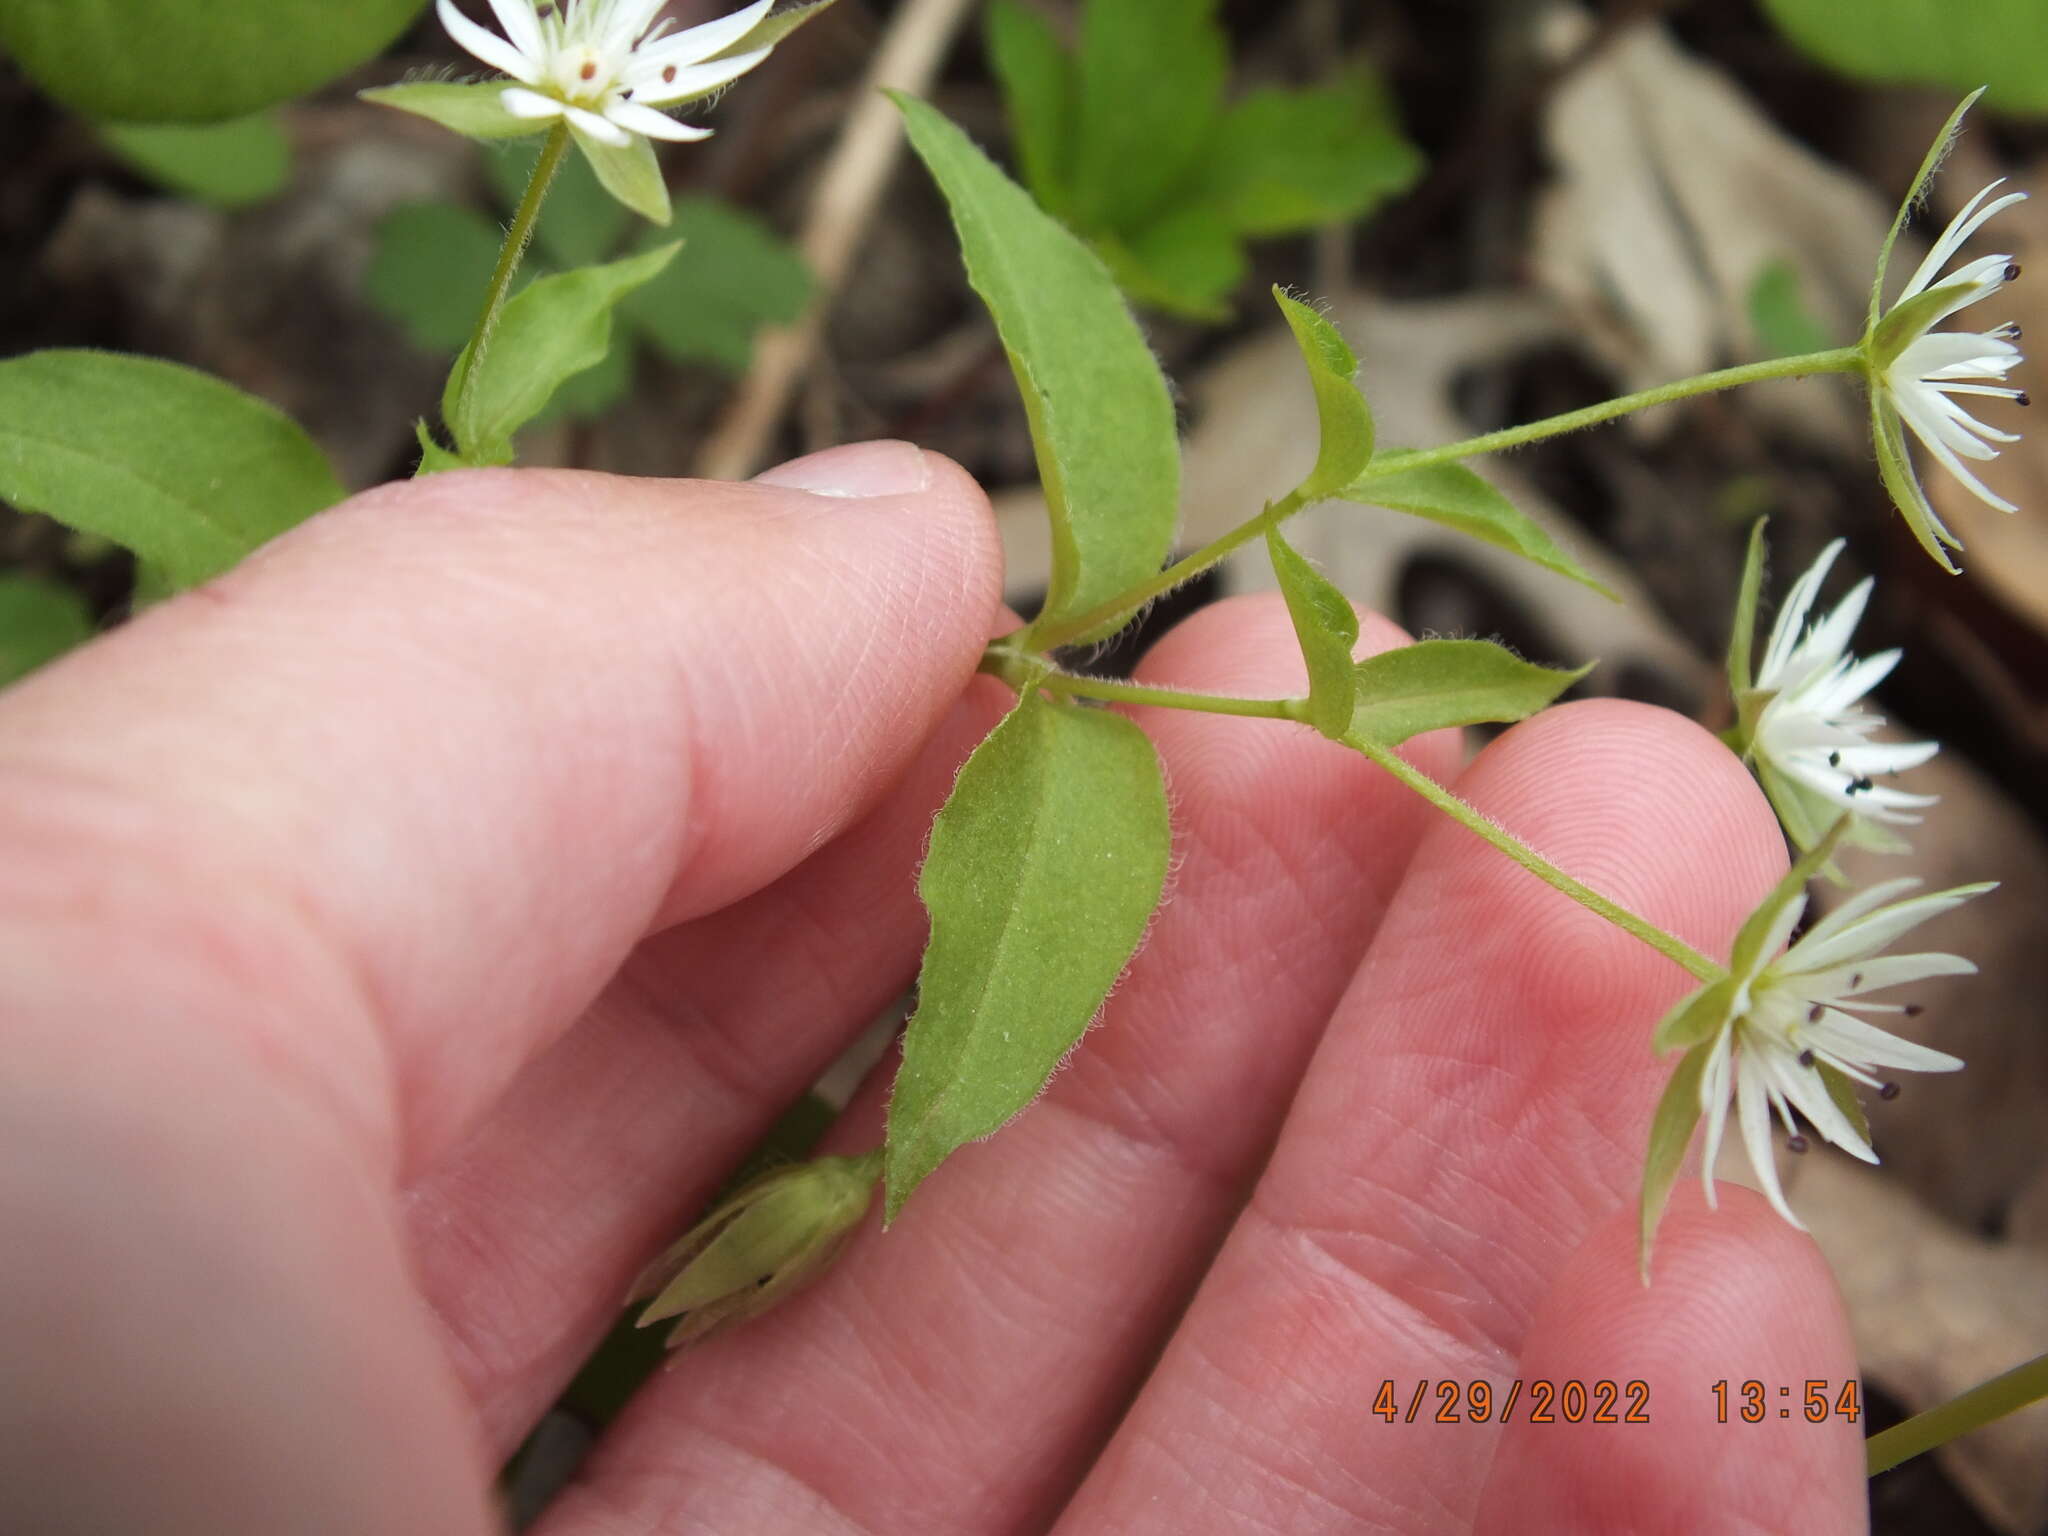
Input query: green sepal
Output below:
<box><xmin>1873</xmin><ymin>393</ymin><xmax>1963</xmax><ymax>572</ymax></box>
<box><xmin>1818</xmin><ymin>1061</ymin><xmax>1872</xmax><ymax>1148</ymax></box>
<box><xmin>1274</xmin><ymin>289</ymin><xmax>1374</xmax><ymax>499</ymax></box>
<box><xmin>1341</xmin><ymin>459</ymin><xmax>1614</xmax><ymax>599</ymax></box>
<box><xmin>1868</xmin><ymin>280</ymin><xmax>1980</xmax><ymax>371</ymax></box>
<box><xmin>1640</xmin><ymin>1040</ymin><xmax>1713</xmax><ymax>1281</ymax></box>
<box><xmin>885</xmin><ymin>688</ymin><xmax>1172</xmax><ymax>1221</ymax></box>
<box><xmin>1868</xmin><ymin>89</ymin><xmax>1985</xmax><ymax>328</ymax></box>
<box><xmin>1344</xmin><ymin>639</ymin><xmax>1590</xmax><ymax>748</ymax></box>
<box><xmin>1728</xmin><ymin>815</ymin><xmax>1852</xmax><ymax>978</ymax></box>
<box><xmin>444</xmin><ymin>243</ymin><xmax>681</xmax><ymax>464</ymax></box>
<box><xmin>573</xmin><ymin>127</ymin><xmax>672</xmax><ymax>226</ymax></box>
<box><xmin>1266</xmin><ymin>526</ymin><xmax>1358</xmax><ymax>739</ymax></box>
<box><xmin>359</xmin><ymin>82</ymin><xmax>549</xmax><ymax>141</ymax></box>
<box><xmin>1652</xmin><ymin>976</ymin><xmax>1736</xmax><ymax>1054</ymax></box>
<box><xmin>413</xmin><ymin>421</ymin><xmax>468</xmax><ymax>477</ymax></box>
<box><xmin>1727</xmin><ymin>517</ymin><xmax>1769</xmax><ymax>698</ymax></box>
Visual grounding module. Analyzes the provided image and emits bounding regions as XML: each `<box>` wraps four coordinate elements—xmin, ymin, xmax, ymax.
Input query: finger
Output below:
<box><xmin>1473</xmin><ymin>1189</ymin><xmax>1864</xmax><ymax>1535</ymax></box>
<box><xmin>1057</xmin><ymin>700</ymin><xmax>1790</xmax><ymax>1534</ymax></box>
<box><xmin>404</xmin><ymin>676</ymin><xmax>1014</xmax><ymax>1453</ymax></box>
<box><xmin>0</xmin><ymin>444</ymin><xmax>1002</xmax><ymax>1176</ymax></box>
<box><xmin>533</xmin><ymin>596</ymin><xmax>1464</xmax><ymax>1536</ymax></box>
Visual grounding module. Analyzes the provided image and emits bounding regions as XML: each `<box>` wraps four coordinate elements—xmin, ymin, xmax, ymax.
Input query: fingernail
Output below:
<box><xmin>753</xmin><ymin>440</ymin><xmax>932</xmax><ymax>498</ymax></box>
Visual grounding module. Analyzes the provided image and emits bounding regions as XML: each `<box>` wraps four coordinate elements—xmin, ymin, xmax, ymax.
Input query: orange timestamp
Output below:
<box><xmin>1370</xmin><ymin>1379</ymin><xmax>1652</xmax><ymax>1424</ymax></box>
<box><xmin>1712</xmin><ymin>1379</ymin><xmax>1863</xmax><ymax>1423</ymax></box>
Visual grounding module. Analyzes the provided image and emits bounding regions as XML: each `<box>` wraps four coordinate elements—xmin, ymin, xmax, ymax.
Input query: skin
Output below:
<box><xmin>0</xmin><ymin>441</ymin><xmax>1865</xmax><ymax>1534</ymax></box>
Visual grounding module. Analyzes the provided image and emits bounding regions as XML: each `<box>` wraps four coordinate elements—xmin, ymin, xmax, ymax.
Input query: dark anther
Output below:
<box><xmin>2007</xmin><ymin>263</ymin><xmax>2023</xmax><ymax>282</ymax></box>
<box><xmin>2020</xmin><ymin>392</ymin><xmax>2034</xmax><ymax>407</ymax></box>
<box><xmin>1904</xmin><ymin>1003</ymin><xmax>1925</xmax><ymax>1017</ymax></box>
<box><xmin>1880</xmin><ymin>1082</ymin><xmax>1901</xmax><ymax>1101</ymax></box>
<box><xmin>1786</xmin><ymin>1134</ymin><xmax>1810</xmax><ymax>1154</ymax></box>
<box><xmin>580</xmin><ymin>60</ymin><xmax>598</xmax><ymax>79</ymax></box>
<box><xmin>1808</xmin><ymin>1003</ymin><xmax>1826</xmax><ymax>1023</ymax></box>
<box><xmin>1847</xmin><ymin>775</ymin><xmax>1876</xmax><ymax>795</ymax></box>
<box><xmin>664</xmin><ymin>63</ymin><xmax>678</xmax><ymax>82</ymax></box>
<box><xmin>1828</xmin><ymin>751</ymin><xmax>1843</xmax><ymax>768</ymax></box>
<box><xmin>1850</xmin><ymin>972</ymin><xmax>1864</xmax><ymax>989</ymax></box>
<box><xmin>1798</xmin><ymin>1049</ymin><xmax>1816</xmax><ymax>1067</ymax></box>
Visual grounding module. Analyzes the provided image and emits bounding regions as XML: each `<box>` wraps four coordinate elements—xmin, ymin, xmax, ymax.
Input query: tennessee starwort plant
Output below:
<box><xmin>0</xmin><ymin>0</ymin><xmax>2036</xmax><ymax>1482</ymax></box>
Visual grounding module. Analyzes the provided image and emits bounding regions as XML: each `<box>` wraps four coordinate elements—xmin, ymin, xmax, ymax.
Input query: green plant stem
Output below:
<box><xmin>449</xmin><ymin>120</ymin><xmax>571</xmax><ymax>429</ymax></box>
<box><xmin>1362</xmin><ymin>348</ymin><xmax>1865</xmax><ymax>481</ymax></box>
<box><xmin>1029</xmin><ymin>489</ymin><xmax>1307</xmax><ymax>650</ymax></box>
<box><xmin>1039</xmin><ymin>671</ymin><xmax>1306</xmax><ymax>721</ymax></box>
<box><xmin>1866</xmin><ymin>1351</ymin><xmax>2048</xmax><ymax>1477</ymax></box>
<box><xmin>1346</xmin><ymin>733</ymin><xmax>1723</xmax><ymax>983</ymax></box>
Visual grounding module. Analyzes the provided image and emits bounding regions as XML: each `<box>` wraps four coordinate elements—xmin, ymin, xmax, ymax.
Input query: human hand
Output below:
<box><xmin>0</xmin><ymin>441</ymin><xmax>1864</xmax><ymax>1534</ymax></box>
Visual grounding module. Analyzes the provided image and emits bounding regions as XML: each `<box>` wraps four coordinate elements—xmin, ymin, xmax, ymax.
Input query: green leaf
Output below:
<box><xmin>0</xmin><ymin>350</ymin><xmax>345</xmax><ymax>590</ymax></box>
<box><xmin>2</xmin><ymin>0</ymin><xmax>426</xmax><ymax>123</ymax></box>
<box><xmin>1097</xmin><ymin>208</ymin><xmax>1245</xmax><ymax>321</ymax></box>
<box><xmin>1345</xmin><ymin>639</ymin><xmax>1590</xmax><ymax>748</ymax></box>
<box><xmin>1275</xmin><ymin>289</ymin><xmax>1374</xmax><ymax>498</ymax></box>
<box><xmin>573</xmin><ymin>124</ymin><xmax>672</xmax><ymax>226</ymax></box>
<box><xmin>365</xmin><ymin>203</ymin><xmax>506</xmax><ymax>354</ymax></box>
<box><xmin>1192</xmin><ymin>72</ymin><xmax>1423</xmax><ymax>237</ymax></box>
<box><xmin>532</xmin><ymin>332</ymin><xmax>635</xmax><ymax>423</ymax></box>
<box><xmin>1640</xmin><ymin>1040</ymin><xmax>1712</xmax><ymax>1280</ymax></box>
<box><xmin>1267</xmin><ymin>528</ymin><xmax>1357</xmax><ymax>739</ymax></box>
<box><xmin>1727</xmin><ymin>517</ymin><xmax>1768</xmax><ymax>698</ymax></box>
<box><xmin>622</xmin><ymin>199</ymin><xmax>812</xmax><ymax>372</ymax></box>
<box><xmin>707</xmin><ymin>0</ymin><xmax>841</xmax><ymax>60</ymax></box>
<box><xmin>1342</xmin><ymin>460</ymin><xmax>1615</xmax><ymax>599</ymax></box>
<box><xmin>1760</xmin><ymin>2</ymin><xmax>2048</xmax><ymax>114</ymax></box>
<box><xmin>0</xmin><ymin>574</ymin><xmax>94</xmax><ymax>686</ymax></box>
<box><xmin>488</xmin><ymin>141</ymin><xmax>631</xmax><ymax>270</ymax></box>
<box><xmin>360</xmin><ymin>82</ymin><xmax>547</xmax><ymax>142</ymax></box>
<box><xmin>445</xmin><ymin>244</ymin><xmax>680</xmax><ymax>463</ymax></box>
<box><xmin>893</xmin><ymin>94</ymin><xmax>1180</xmax><ymax>645</ymax></box>
<box><xmin>885</xmin><ymin>690</ymin><xmax>1171</xmax><ymax>1220</ymax></box>
<box><xmin>1070</xmin><ymin>0</ymin><xmax>1227</xmax><ymax>233</ymax></box>
<box><xmin>984</xmin><ymin>0</ymin><xmax>1076</xmax><ymax>213</ymax></box>
<box><xmin>98</xmin><ymin>113</ymin><xmax>291</xmax><ymax>208</ymax></box>
<box><xmin>1748</xmin><ymin>260</ymin><xmax>1831</xmax><ymax>359</ymax></box>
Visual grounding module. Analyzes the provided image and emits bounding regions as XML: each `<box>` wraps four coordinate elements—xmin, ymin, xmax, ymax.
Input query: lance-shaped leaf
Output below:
<box><xmin>0</xmin><ymin>350</ymin><xmax>345</xmax><ymax>591</ymax></box>
<box><xmin>361</xmin><ymin>82</ymin><xmax>548</xmax><ymax>142</ymax></box>
<box><xmin>984</xmin><ymin>0</ymin><xmax>1077</xmax><ymax>214</ymax></box>
<box><xmin>1345</xmin><ymin>639</ymin><xmax>1589</xmax><ymax>748</ymax></box>
<box><xmin>99</xmin><ymin>113</ymin><xmax>291</xmax><ymax>209</ymax></box>
<box><xmin>1341</xmin><ymin>460</ymin><xmax>1613</xmax><ymax>599</ymax></box>
<box><xmin>3</xmin><ymin>0</ymin><xmax>426</xmax><ymax>123</ymax></box>
<box><xmin>445</xmin><ymin>243</ymin><xmax>680</xmax><ymax>465</ymax></box>
<box><xmin>886</xmin><ymin>690</ymin><xmax>1171</xmax><ymax>1220</ymax></box>
<box><xmin>1266</xmin><ymin>528</ymin><xmax>1356</xmax><ymax>739</ymax></box>
<box><xmin>1275</xmin><ymin>289</ymin><xmax>1373</xmax><ymax>500</ymax></box>
<box><xmin>1070</xmin><ymin>0</ymin><xmax>1227</xmax><ymax>234</ymax></box>
<box><xmin>1639</xmin><ymin>1039</ymin><xmax>1712</xmax><ymax>1280</ymax></box>
<box><xmin>893</xmin><ymin>94</ymin><xmax>1180</xmax><ymax>646</ymax></box>
<box><xmin>0</xmin><ymin>574</ymin><xmax>94</xmax><ymax>687</ymax></box>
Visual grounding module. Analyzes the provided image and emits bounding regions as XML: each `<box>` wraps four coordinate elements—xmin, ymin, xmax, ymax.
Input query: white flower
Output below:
<box><xmin>1694</xmin><ymin>876</ymin><xmax>1984</xmax><ymax>1227</ymax></box>
<box><xmin>435</xmin><ymin>0</ymin><xmax>775</xmax><ymax>148</ymax></box>
<box><xmin>1745</xmin><ymin>538</ymin><xmax>1938</xmax><ymax>851</ymax></box>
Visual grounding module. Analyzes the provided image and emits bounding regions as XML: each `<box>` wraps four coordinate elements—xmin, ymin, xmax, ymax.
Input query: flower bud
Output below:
<box><xmin>631</xmin><ymin>1149</ymin><xmax>882</xmax><ymax>1349</ymax></box>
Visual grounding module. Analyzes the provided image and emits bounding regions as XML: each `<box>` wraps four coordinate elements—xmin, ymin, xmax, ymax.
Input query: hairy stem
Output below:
<box><xmin>448</xmin><ymin>120</ymin><xmax>572</xmax><ymax>436</ymax></box>
<box><xmin>1360</xmin><ymin>348</ymin><xmax>1865</xmax><ymax>482</ymax></box>
<box><xmin>1040</xmin><ymin>672</ymin><xmax>1307</xmax><ymax>721</ymax></box>
<box><xmin>1346</xmin><ymin>734</ymin><xmax>1723</xmax><ymax>983</ymax></box>
<box><xmin>1866</xmin><ymin>1351</ymin><xmax>2048</xmax><ymax>1477</ymax></box>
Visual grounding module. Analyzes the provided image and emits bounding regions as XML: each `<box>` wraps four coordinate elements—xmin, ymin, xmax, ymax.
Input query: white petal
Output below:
<box><xmin>1699</xmin><ymin>1029</ymin><xmax>1735</xmax><ymax>1209</ymax></box>
<box><xmin>1833</xmin><ymin>740</ymin><xmax>1939</xmax><ymax>775</ymax></box>
<box><xmin>1791</xmin><ymin>886</ymin><xmax>1983</xmax><ymax>971</ymax></box>
<box><xmin>1736</xmin><ymin>1051</ymin><xmax>1802</xmax><ymax>1226</ymax></box>
<box><xmin>1901</xmin><ymin>183</ymin><xmax>2027</xmax><ymax>301</ymax></box>
<box><xmin>501</xmin><ymin>85</ymin><xmax>567</xmax><ymax>118</ymax></box>
<box><xmin>440</xmin><ymin>0</ymin><xmax>546</xmax><ymax>81</ymax></box>
<box><xmin>637</xmin><ymin>0</ymin><xmax>775</xmax><ymax>67</ymax></box>
<box><xmin>485</xmin><ymin>0</ymin><xmax>548</xmax><ymax>58</ymax></box>
<box><xmin>604</xmin><ymin>98</ymin><xmax>713</xmax><ymax>141</ymax></box>
<box><xmin>1894</xmin><ymin>384</ymin><xmax>2021</xmax><ymax>512</ymax></box>
<box><xmin>1806</xmin><ymin>952</ymin><xmax>1977</xmax><ymax>996</ymax></box>
<box><xmin>1756</xmin><ymin>540</ymin><xmax>1843</xmax><ymax>687</ymax></box>
<box><xmin>1808</xmin><ymin>1012</ymin><xmax>1965</xmax><ymax>1074</ymax></box>
<box><xmin>561</xmin><ymin>97</ymin><xmax>632</xmax><ymax>144</ymax></box>
<box><xmin>1764</xmin><ymin>1048</ymin><xmax>1876</xmax><ymax>1162</ymax></box>
<box><xmin>625</xmin><ymin>46</ymin><xmax>771</xmax><ymax>104</ymax></box>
